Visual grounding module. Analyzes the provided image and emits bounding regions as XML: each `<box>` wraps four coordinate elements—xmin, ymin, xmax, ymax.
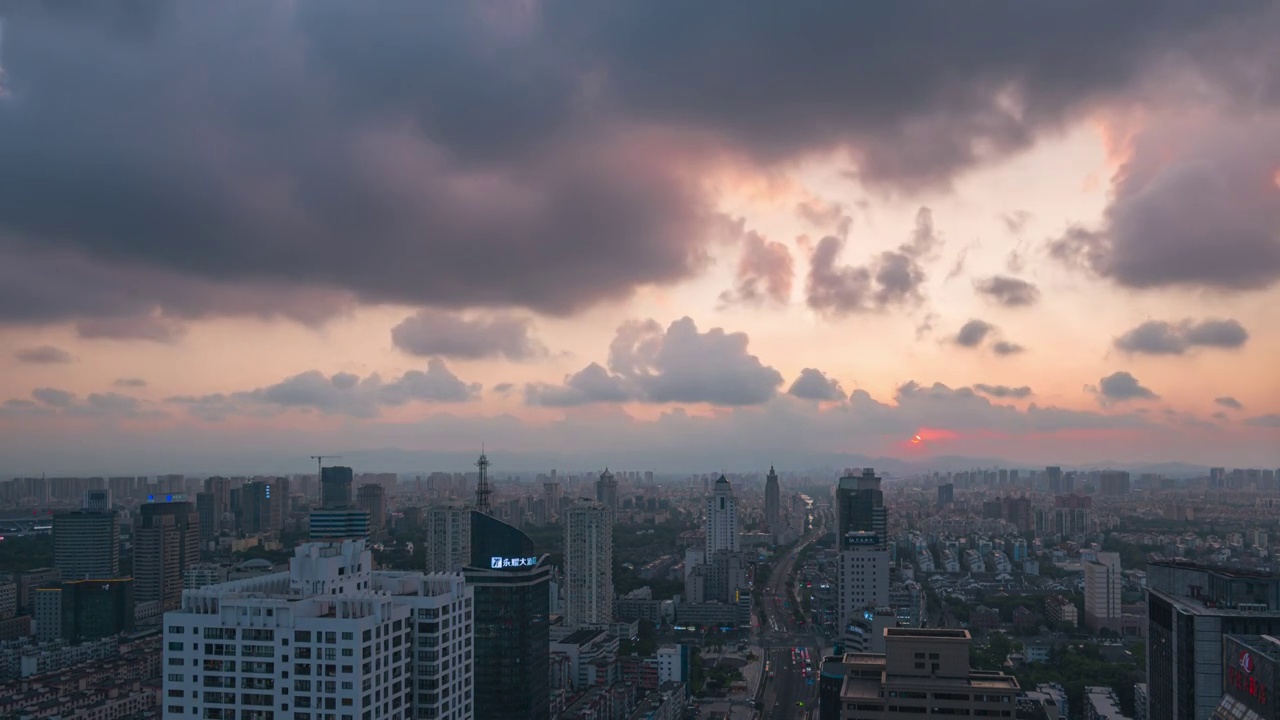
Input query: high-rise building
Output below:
<box><xmin>1147</xmin><ymin>560</ymin><xmax>1280</xmax><ymax>720</ymax></box>
<box><xmin>320</xmin><ymin>465</ymin><xmax>354</xmax><ymax>508</ymax></box>
<box><xmin>425</xmin><ymin>501</ymin><xmax>472</xmax><ymax>573</ymax></box>
<box><xmin>820</xmin><ymin>628</ymin><xmax>1019</xmax><ymax>720</ymax></box>
<box><xmin>1083</xmin><ymin>552</ymin><xmax>1122</xmax><ymax>634</ymax></box>
<box><xmin>1046</xmin><ymin>465</ymin><xmax>1064</xmax><ymax>493</ymax></box>
<box><xmin>135</xmin><ymin>500</ymin><xmax>200</xmax><ymax>611</ymax></box>
<box><xmin>705</xmin><ymin>476</ymin><xmax>739</xmax><ymax>557</ymax></box>
<box><xmin>163</xmin><ymin>539</ymin><xmax>474</xmax><ymax>720</ymax></box>
<box><xmin>1099</xmin><ymin>470</ymin><xmax>1131</xmax><ymax>496</ymax></box>
<box><xmin>82</xmin><ymin>489</ymin><xmax>112</xmax><ymax>512</ymax></box>
<box><xmin>595</xmin><ymin>469</ymin><xmax>618</xmax><ymax>518</ymax></box>
<box><xmin>465</xmin><ymin>511</ymin><xmax>550</xmax><ymax>720</ymax></box>
<box><xmin>936</xmin><ymin>483</ymin><xmax>954</xmax><ymax>508</ymax></box>
<box><xmin>58</xmin><ymin>578</ymin><xmax>134</xmax><ymax>643</ymax></box>
<box><xmin>764</xmin><ymin>466</ymin><xmax>780</xmax><ymax>534</ymax></box>
<box><xmin>1053</xmin><ymin>494</ymin><xmax>1092</xmax><ymax>537</ymax></box>
<box><xmin>835</xmin><ymin>469</ymin><xmax>890</xmax><ymax>652</ymax></box>
<box><xmin>356</xmin><ymin>483</ymin><xmax>387</xmax><ymax>533</ymax></box>
<box><xmin>53</xmin><ymin>508</ymin><xmax>120</xmax><ymax>580</ymax></box>
<box><xmin>308</xmin><ymin>508</ymin><xmax>370</xmax><ymax>540</ymax></box>
<box><xmin>194</xmin><ymin>492</ymin><xmax>219</xmax><ymax>547</ymax></box>
<box><xmin>238</xmin><ymin>479</ymin><xmax>281</xmax><ymax>535</ymax></box>
<box><xmin>564</xmin><ymin>500</ymin><xmax>613</xmax><ymax>628</ymax></box>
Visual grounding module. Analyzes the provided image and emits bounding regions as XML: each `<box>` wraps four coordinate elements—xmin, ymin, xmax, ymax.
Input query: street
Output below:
<box><xmin>755</xmin><ymin>525</ymin><xmax>827</xmax><ymax>720</ymax></box>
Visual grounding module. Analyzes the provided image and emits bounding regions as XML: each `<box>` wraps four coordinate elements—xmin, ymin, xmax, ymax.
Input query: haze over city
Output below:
<box><xmin>0</xmin><ymin>3</ymin><xmax>1278</xmax><ymax>475</ymax></box>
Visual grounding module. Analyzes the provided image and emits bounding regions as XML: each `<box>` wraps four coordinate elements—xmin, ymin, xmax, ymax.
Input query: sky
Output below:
<box><xmin>0</xmin><ymin>2</ymin><xmax>1278</xmax><ymax>475</ymax></box>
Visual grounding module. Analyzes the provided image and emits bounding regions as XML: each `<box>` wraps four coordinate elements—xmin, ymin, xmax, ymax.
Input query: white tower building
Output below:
<box><xmin>162</xmin><ymin>539</ymin><xmax>474</xmax><ymax>720</ymax></box>
<box><xmin>705</xmin><ymin>476</ymin><xmax>739</xmax><ymax>557</ymax></box>
<box><xmin>564</xmin><ymin>500</ymin><xmax>613</xmax><ymax>627</ymax></box>
<box><xmin>424</xmin><ymin>501</ymin><xmax>472</xmax><ymax>573</ymax></box>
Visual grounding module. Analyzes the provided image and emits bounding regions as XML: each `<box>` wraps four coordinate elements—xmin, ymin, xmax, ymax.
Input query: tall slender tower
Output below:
<box><xmin>595</xmin><ymin>469</ymin><xmax>618</xmax><ymax>518</ymax></box>
<box><xmin>764</xmin><ymin>465</ymin><xmax>780</xmax><ymax>533</ymax></box>
<box><xmin>475</xmin><ymin>450</ymin><xmax>492</xmax><ymax>515</ymax></box>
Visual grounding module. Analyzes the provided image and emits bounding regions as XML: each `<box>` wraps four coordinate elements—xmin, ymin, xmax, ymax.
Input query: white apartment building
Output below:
<box><xmin>423</xmin><ymin>503</ymin><xmax>471</xmax><ymax>574</ymax></box>
<box><xmin>564</xmin><ymin>501</ymin><xmax>613</xmax><ymax>628</ymax></box>
<box><xmin>1084</xmin><ymin>551</ymin><xmax>1122</xmax><ymax>634</ymax></box>
<box><xmin>656</xmin><ymin>645</ymin><xmax>687</xmax><ymax>684</ymax></box>
<box><xmin>162</xmin><ymin>539</ymin><xmax>473</xmax><ymax>720</ymax></box>
<box><xmin>704</xmin><ymin>477</ymin><xmax>739</xmax><ymax>557</ymax></box>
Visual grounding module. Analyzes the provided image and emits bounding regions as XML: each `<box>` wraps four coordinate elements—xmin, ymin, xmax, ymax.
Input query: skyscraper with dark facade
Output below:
<box><xmin>238</xmin><ymin>479</ymin><xmax>281</xmax><ymax>535</ymax></box>
<box><xmin>1147</xmin><ymin>560</ymin><xmax>1280</xmax><ymax>720</ymax></box>
<box><xmin>135</xmin><ymin>500</ymin><xmax>200</xmax><ymax>611</ymax></box>
<box><xmin>464</xmin><ymin>511</ymin><xmax>550</xmax><ymax>720</ymax></box>
<box><xmin>321</xmin><ymin>465</ymin><xmax>355</xmax><ymax>509</ymax></box>
<box><xmin>764</xmin><ymin>465</ymin><xmax>780</xmax><ymax>533</ymax></box>
<box><xmin>835</xmin><ymin>469</ymin><xmax>890</xmax><ymax>652</ymax></box>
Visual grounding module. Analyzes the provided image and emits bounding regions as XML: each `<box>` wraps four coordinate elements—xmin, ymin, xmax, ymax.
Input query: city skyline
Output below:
<box><xmin>1</xmin><ymin>3</ymin><xmax>1279</xmax><ymax>473</ymax></box>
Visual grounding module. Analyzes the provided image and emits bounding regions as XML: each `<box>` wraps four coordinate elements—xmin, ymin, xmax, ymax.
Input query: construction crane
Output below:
<box><xmin>310</xmin><ymin>455</ymin><xmax>342</xmax><ymax>476</ymax></box>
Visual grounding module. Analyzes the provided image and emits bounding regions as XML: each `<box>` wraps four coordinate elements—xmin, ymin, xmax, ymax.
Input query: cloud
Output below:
<box><xmin>169</xmin><ymin>359</ymin><xmax>480</xmax><ymax>419</ymax></box>
<box><xmin>391</xmin><ymin>310</ymin><xmax>544</xmax><ymax>361</ymax></box>
<box><xmin>32</xmin><ymin>388</ymin><xmax>76</xmax><ymax>408</ymax></box>
<box><xmin>796</xmin><ymin>200</ymin><xmax>849</xmax><ymax>231</ymax></box>
<box><xmin>992</xmin><ymin>341</ymin><xmax>1026</xmax><ymax>356</ymax></box>
<box><xmin>14</xmin><ymin>387</ymin><xmax>159</xmax><ymax>419</ymax></box>
<box><xmin>1114</xmin><ymin>318</ymin><xmax>1249</xmax><ymax>355</ymax></box>
<box><xmin>1214</xmin><ymin>396</ymin><xmax>1243</xmax><ymax>410</ymax></box>
<box><xmin>1049</xmin><ymin>110</ymin><xmax>1280</xmax><ymax>292</ymax></box>
<box><xmin>786</xmin><ymin>369</ymin><xmax>846</xmax><ymax>401</ymax></box>
<box><xmin>974</xmin><ymin>384</ymin><xmax>1033</xmax><ymax>399</ymax></box>
<box><xmin>1091</xmin><ymin>371</ymin><xmax>1159</xmax><ymax>405</ymax></box>
<box><xmin>491</xmin><ymin>382</ymin><xmax>515</xmax><ymax>397</ymax></box>
<box><xmin>76</xmin><ymin>314</ymin><xmax>187</xmax><ymax>343</ymax></box>
<box><xmin>14</xmin><ymin>345</ymin><xmax>75</xmax><ymax>364</ymax></box>
<box><xmin>1243</xmin><ymin>414</ymin><xmax>1280</xmax><ymax>428</ymax></box>
<box><xmin>719</xmin><ymin>229</ymin><xmax>794</xmax><ymax>306</ymax></box>
<box><xmin>954</xmin><ymin>320</ymin><xmax>995</xmax><ymax>347</ymax></box>
<box><xmin>806</xmin><ymin>207</ymin><xmax>939</xmax><ymax>316</ymax></box>
<box><xmin>525</xmin><ymin>363</ymin><xmax>633</xmax><ymax>407</ymax></box>
<box><xmin>1001</xmin><ymin>211</ymin><xmax>1032</xmax><ymax>234</ymax></box>
<box><xmin>974</xmin><ymin>276</ymin><xmax>1041</xmax><ymax>307</ymax></box>
<box><xmin>525</xmin><ymin>317</ymin><xmax>783</xmax><ymax>406</ymax></box>
<box><xmin>0</xmin><ymin>3</ymin><xmax>1271</xmax><ymax>333</ymax></box>
<box><xmin>114</xmin><ymin>378</ymin><xmax>148</xmax><ymax>388</ymax></box>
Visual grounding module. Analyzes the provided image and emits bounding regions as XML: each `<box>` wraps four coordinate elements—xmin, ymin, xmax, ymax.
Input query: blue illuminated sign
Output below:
<box><xmin>490</xmin><ymin>556</ymin><xmax>538</xmax><ymax>569</ymax></box>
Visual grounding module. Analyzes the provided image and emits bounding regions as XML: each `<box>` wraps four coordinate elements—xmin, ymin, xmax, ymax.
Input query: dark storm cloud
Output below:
<box><xmin>786</xmin><ymin>369</ymin><xmax>846</xmax><ymax>402</ymax></box>
<box><xmin>14</xmin><ymin>345</ymin><xmax>75</xmax><ymax>364</ymax></box>
<box><xmin>1091</xmin><ymin>371</ymin><xmax>1159</xmax><ymax>405</ymax></box>
<box><xmin>806</xmin><ymin>208</ymin><xmax>939</xmax><ymax>316</ymax></box>
<box><xmin>555</xmin><ymin>1</ymin><xmax>1259</xmax><ymax>189</ymax></box>
<box><xmin>1114</xmin><ymin>318</ymin><xmax>1249</xmax><ymax>355</ymax></box>
<box><xmin>2</xmin><ymin>2</ymin><xmax>1262</xmax><ymax>327</ymax></box>
<box><xmin>1049</xmin><ymin>112</ymin><xmax>1280</xmax><ymax>292</ymax></box>
<box><xmin>525</xmin><ymin>317</ymin><xmax>783</xmax><ymax>406</ymax></box>
<box><xmin>168</xmin><ymin>360</ymin><xmax>480</xmax><ymax>419</ymax></box>
<box><xmin>974</xmin><ymin>384</ymin><xmax>1033</xmax><ymax>399</ymax></box>
<box><xmin>391</xmin><ymin>310</ymin><xmax>544</xmax><ymax>361</ymax></box>
<box><xmin>954</xmin><ymin>320</ymin><xmax>995</xmax><ymax>348</ymax></box>
<box><xmin>719</xmin><ymin>229</ymin><xmax>794</xmax><ymax>306</ymax></box>
<box><xmin>974</xmin><ymin>276</ymin><xmax>1041</xmax><ymax>307</ymax></box>
<box><xmin>1215</xmin><ymin>396</ymin><xmax>1243</xmax><ymax>410</ymax></box>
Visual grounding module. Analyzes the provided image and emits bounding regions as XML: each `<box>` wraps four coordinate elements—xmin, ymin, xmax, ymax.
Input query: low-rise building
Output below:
<box><xmin>819</xmin><ymin>628</ymin><xmax>1019</xmax><ymax>719</ymax></box>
